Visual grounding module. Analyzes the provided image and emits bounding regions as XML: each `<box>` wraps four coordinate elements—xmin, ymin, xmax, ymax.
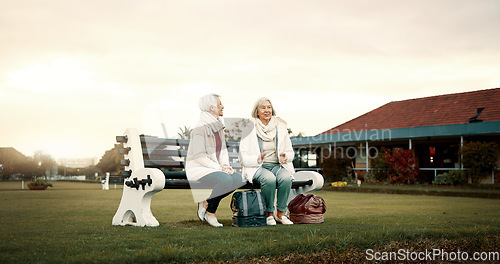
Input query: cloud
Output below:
<box><xmin>7</xmin><ymin>58</ymin><xmax>92</xmax><ymax>92</ymax></box>
<box><xmin>5</xmin><ymin>56</ymin><xmax>133</xmax><ymax>98</ymax></box>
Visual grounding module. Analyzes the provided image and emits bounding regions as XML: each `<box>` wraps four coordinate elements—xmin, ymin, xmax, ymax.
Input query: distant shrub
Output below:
<box><xmin>320</xmin><ymin>150</ymin><xmax>352</xmax><ymax>182</ymax></box>
<box><xmin>460</xmin><ymin>141</ymin><xmax>498</xmax><ymax>184</ymax></box>
<box><xmin>385</xmin><ymin>148</ymin><xmax>419</xmax><ymax>184</ymax></box>
<box><xmin>363</xmin><ymin>172</ymin><xmax>378</xmax><ymax>184</ymax></box>
<box><xmin>29</xmin><ymin>178</ymin><xmax>53</xmax><ymax>187</ymax></box>
<box><xmin>433</xmin><ymin>170</ymin><xmax>466</xmax><ymax>185</ymax></box>
<box><xmin>370</xmin><ymin>147</ymin><xmax>390</xmax><ymax>183</ymax></box>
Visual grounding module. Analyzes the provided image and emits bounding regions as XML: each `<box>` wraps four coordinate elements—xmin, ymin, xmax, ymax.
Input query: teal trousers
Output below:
<box><xmin>254</xmin><ymin>163</ymin><xmax>293</xmax><ymax>212</ymax></box>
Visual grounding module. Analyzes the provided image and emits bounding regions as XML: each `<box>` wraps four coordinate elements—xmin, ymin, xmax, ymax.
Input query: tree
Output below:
<box><xmin>287</xmin><ymin>128</ymin><xmax>304</xmax><ymax>138</ymax></box>
<box><xmin>0</xmin><ymin>148</ymin><xmax>39</xmax><ymax>180</ymax></box>
<box><xmin>177</xmin><ymin>126</ymin><xmax>192</xmax><ymax>140</ymax></box>
<box><xmin>461</xmin><ymin>141</ymin><xmax>498</xmax><ymax>184</ymax></box>
<box><xmin>225</xmin><ymin>118</ymin><xmax>250</xmax><ymax>142</ymax></box>
<box><xmin>97</xmin><ymin>144</ymin><xmax>122</xmax><ymax>174</ymax></box>
<box><xmin>79</xmin><ymin>166</ymin><xmax>101</xmax><ymax>179</ymax></box>
<box><xmin>33</xmin><ymin>151</ymin><xmax>55</xmax><ymax>178</ymax></box>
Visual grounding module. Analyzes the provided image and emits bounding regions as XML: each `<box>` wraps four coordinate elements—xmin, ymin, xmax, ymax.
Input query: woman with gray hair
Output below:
<box><xmin>239</xmin><ymin>97</ymin><xmax>295</xmax><ymax>225</ymax></box>
<box><xmin>186</xmin><ymin>94</ymin><xmax>240</xmax><ymax>227</ymax></box>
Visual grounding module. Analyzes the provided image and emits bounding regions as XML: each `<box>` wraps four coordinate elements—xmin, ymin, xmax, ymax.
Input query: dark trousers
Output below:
<box><xmin>198</xmin><ymin>171</ymin><xmax>243</xmax><ymax>213</ymax></box>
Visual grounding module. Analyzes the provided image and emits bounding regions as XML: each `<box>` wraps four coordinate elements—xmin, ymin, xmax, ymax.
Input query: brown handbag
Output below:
<box><xmin>288</xmin><ymin>194</ymin><xmax>326</xmax><ymax>224</ymax></box>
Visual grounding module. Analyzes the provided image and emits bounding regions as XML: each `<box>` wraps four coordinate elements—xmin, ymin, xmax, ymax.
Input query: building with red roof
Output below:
<box><xmin>292</xmin><ymin>88</ymin><xmax>500</xmax><ymax>184</ymax></box>
<box><xmin>322</xmin><ymin>87</ymin><xmax>500</xmax><ymax>133</ymax></box>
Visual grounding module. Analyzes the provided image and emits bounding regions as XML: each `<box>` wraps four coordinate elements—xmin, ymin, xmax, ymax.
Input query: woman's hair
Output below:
<box><xmin>198</xmin><ymin>94</ymin><xmax>220</xmax><ymax>112</ymax></box>
<box><xmin>251</xmin><ymin>97</ymin><xmax>276</xmax><ymax>118</ymax></box>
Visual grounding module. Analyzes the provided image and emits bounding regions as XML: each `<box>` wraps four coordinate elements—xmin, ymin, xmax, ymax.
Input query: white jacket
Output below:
<box><xmin>185</xmin><ymin>117</ymin><xmax>230</xmax><ymax>181</ymax></box>
<box><xmin>239</xmin><ymin>119</ymin><xmax>295</xmax><ymax>183</ymax></box>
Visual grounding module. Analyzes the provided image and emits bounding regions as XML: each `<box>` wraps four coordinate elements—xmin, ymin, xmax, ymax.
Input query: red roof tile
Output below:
<box><xmin>321</xmin><ymin>88</ymin><xmax>500</xmax><ymax>134</ymax></box>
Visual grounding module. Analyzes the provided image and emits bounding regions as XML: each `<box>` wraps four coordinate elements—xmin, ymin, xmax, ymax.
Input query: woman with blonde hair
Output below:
<box><xmin>239</xmin><ymin>97</ymin><xmax>295</xmax><ymax>225</ymax></box>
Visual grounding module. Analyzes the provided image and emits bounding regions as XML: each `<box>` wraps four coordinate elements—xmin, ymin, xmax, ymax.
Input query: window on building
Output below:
<box><xmin>294</xmin><ymin>149</ymin><xmax>317</xmax><ymax>168</ymax></box>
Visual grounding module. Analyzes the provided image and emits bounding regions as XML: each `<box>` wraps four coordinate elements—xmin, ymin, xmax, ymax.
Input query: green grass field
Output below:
<box><xmin>0</xmin><ymin>181</ymin><xmax>499</xmax><ymax>263</ymax></box>
<box><xmin>328</xmin><ymin>183</ymin><xmax>500</xmax><ymax>199</ymax></box>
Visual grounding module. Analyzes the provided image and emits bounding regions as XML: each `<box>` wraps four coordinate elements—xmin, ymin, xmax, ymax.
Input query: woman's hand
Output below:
<box><xmin>257</xmin><ymin>153</ymin><xmax>266</xmax><ymax>164</ymax></box>
<box><xmin>279</xmin><ymin>153</ymin><xmax>287</xmax><ymax>165</ymax></box>
<box><xmin>221</xmin><ymin>165</ymin><xmax>234</xmax><ymax>175</ymax></box>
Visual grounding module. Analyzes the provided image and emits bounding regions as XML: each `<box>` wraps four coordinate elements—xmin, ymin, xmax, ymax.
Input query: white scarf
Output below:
<box><xmin>199</xmin><ymin>111</ymin><xmax>224</xmax><ymax>136</ymax></box>
<box><xmin>253</xmin><ymin>116</ymin><xmax>278</xmax><ymax>141</ymax></box>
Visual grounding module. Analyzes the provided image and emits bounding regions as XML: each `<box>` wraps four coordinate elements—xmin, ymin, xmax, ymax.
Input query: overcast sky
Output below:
<box><xmin>1</xmin><ymin>0</ymin><xmax>499</xmax><ymax>160</ymax></box>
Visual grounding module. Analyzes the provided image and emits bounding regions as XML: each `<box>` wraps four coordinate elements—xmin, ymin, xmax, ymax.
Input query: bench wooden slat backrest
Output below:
<box><xmin>119</xmin><ymin>135</ymin><xmax>241</xmax><ymax>174</ymax></box>
<box><xmin>117</xmin><ymin>134</ymin><xmax>313</xmax><ymax>190</ymax></box>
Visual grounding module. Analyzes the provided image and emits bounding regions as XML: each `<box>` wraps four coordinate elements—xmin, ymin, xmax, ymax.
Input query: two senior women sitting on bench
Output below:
<box><xmin>186</xmin><ymin>94</ymin><xmax>295</xmax><ymax>227</ymax></box>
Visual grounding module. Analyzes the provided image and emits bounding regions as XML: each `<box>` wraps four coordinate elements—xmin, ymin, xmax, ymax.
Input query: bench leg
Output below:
<box><xmin>112</xmin><ymin>168</ymin><xmax>165</xmax><ymax>227</ymax></box>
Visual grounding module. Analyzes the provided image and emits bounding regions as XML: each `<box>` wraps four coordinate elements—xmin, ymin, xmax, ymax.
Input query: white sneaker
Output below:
<box><xmin>275</xmin><ymin>215</ymin><xmax>294</xmax><ymax>225</ymax></box>
<box><xmin>266</xmin><ymin>216</ymin><xmax>277</xmax><ymax>226</ymax></box>
<box><xmin>204</xmin><ymin>214</ymin><xmax>223</xmax><ymax>227</ymax></box>
<box><xmin>197</xmin><ymin>201</ymin><xmax>206</xmax><ymax>221</ymax></box>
